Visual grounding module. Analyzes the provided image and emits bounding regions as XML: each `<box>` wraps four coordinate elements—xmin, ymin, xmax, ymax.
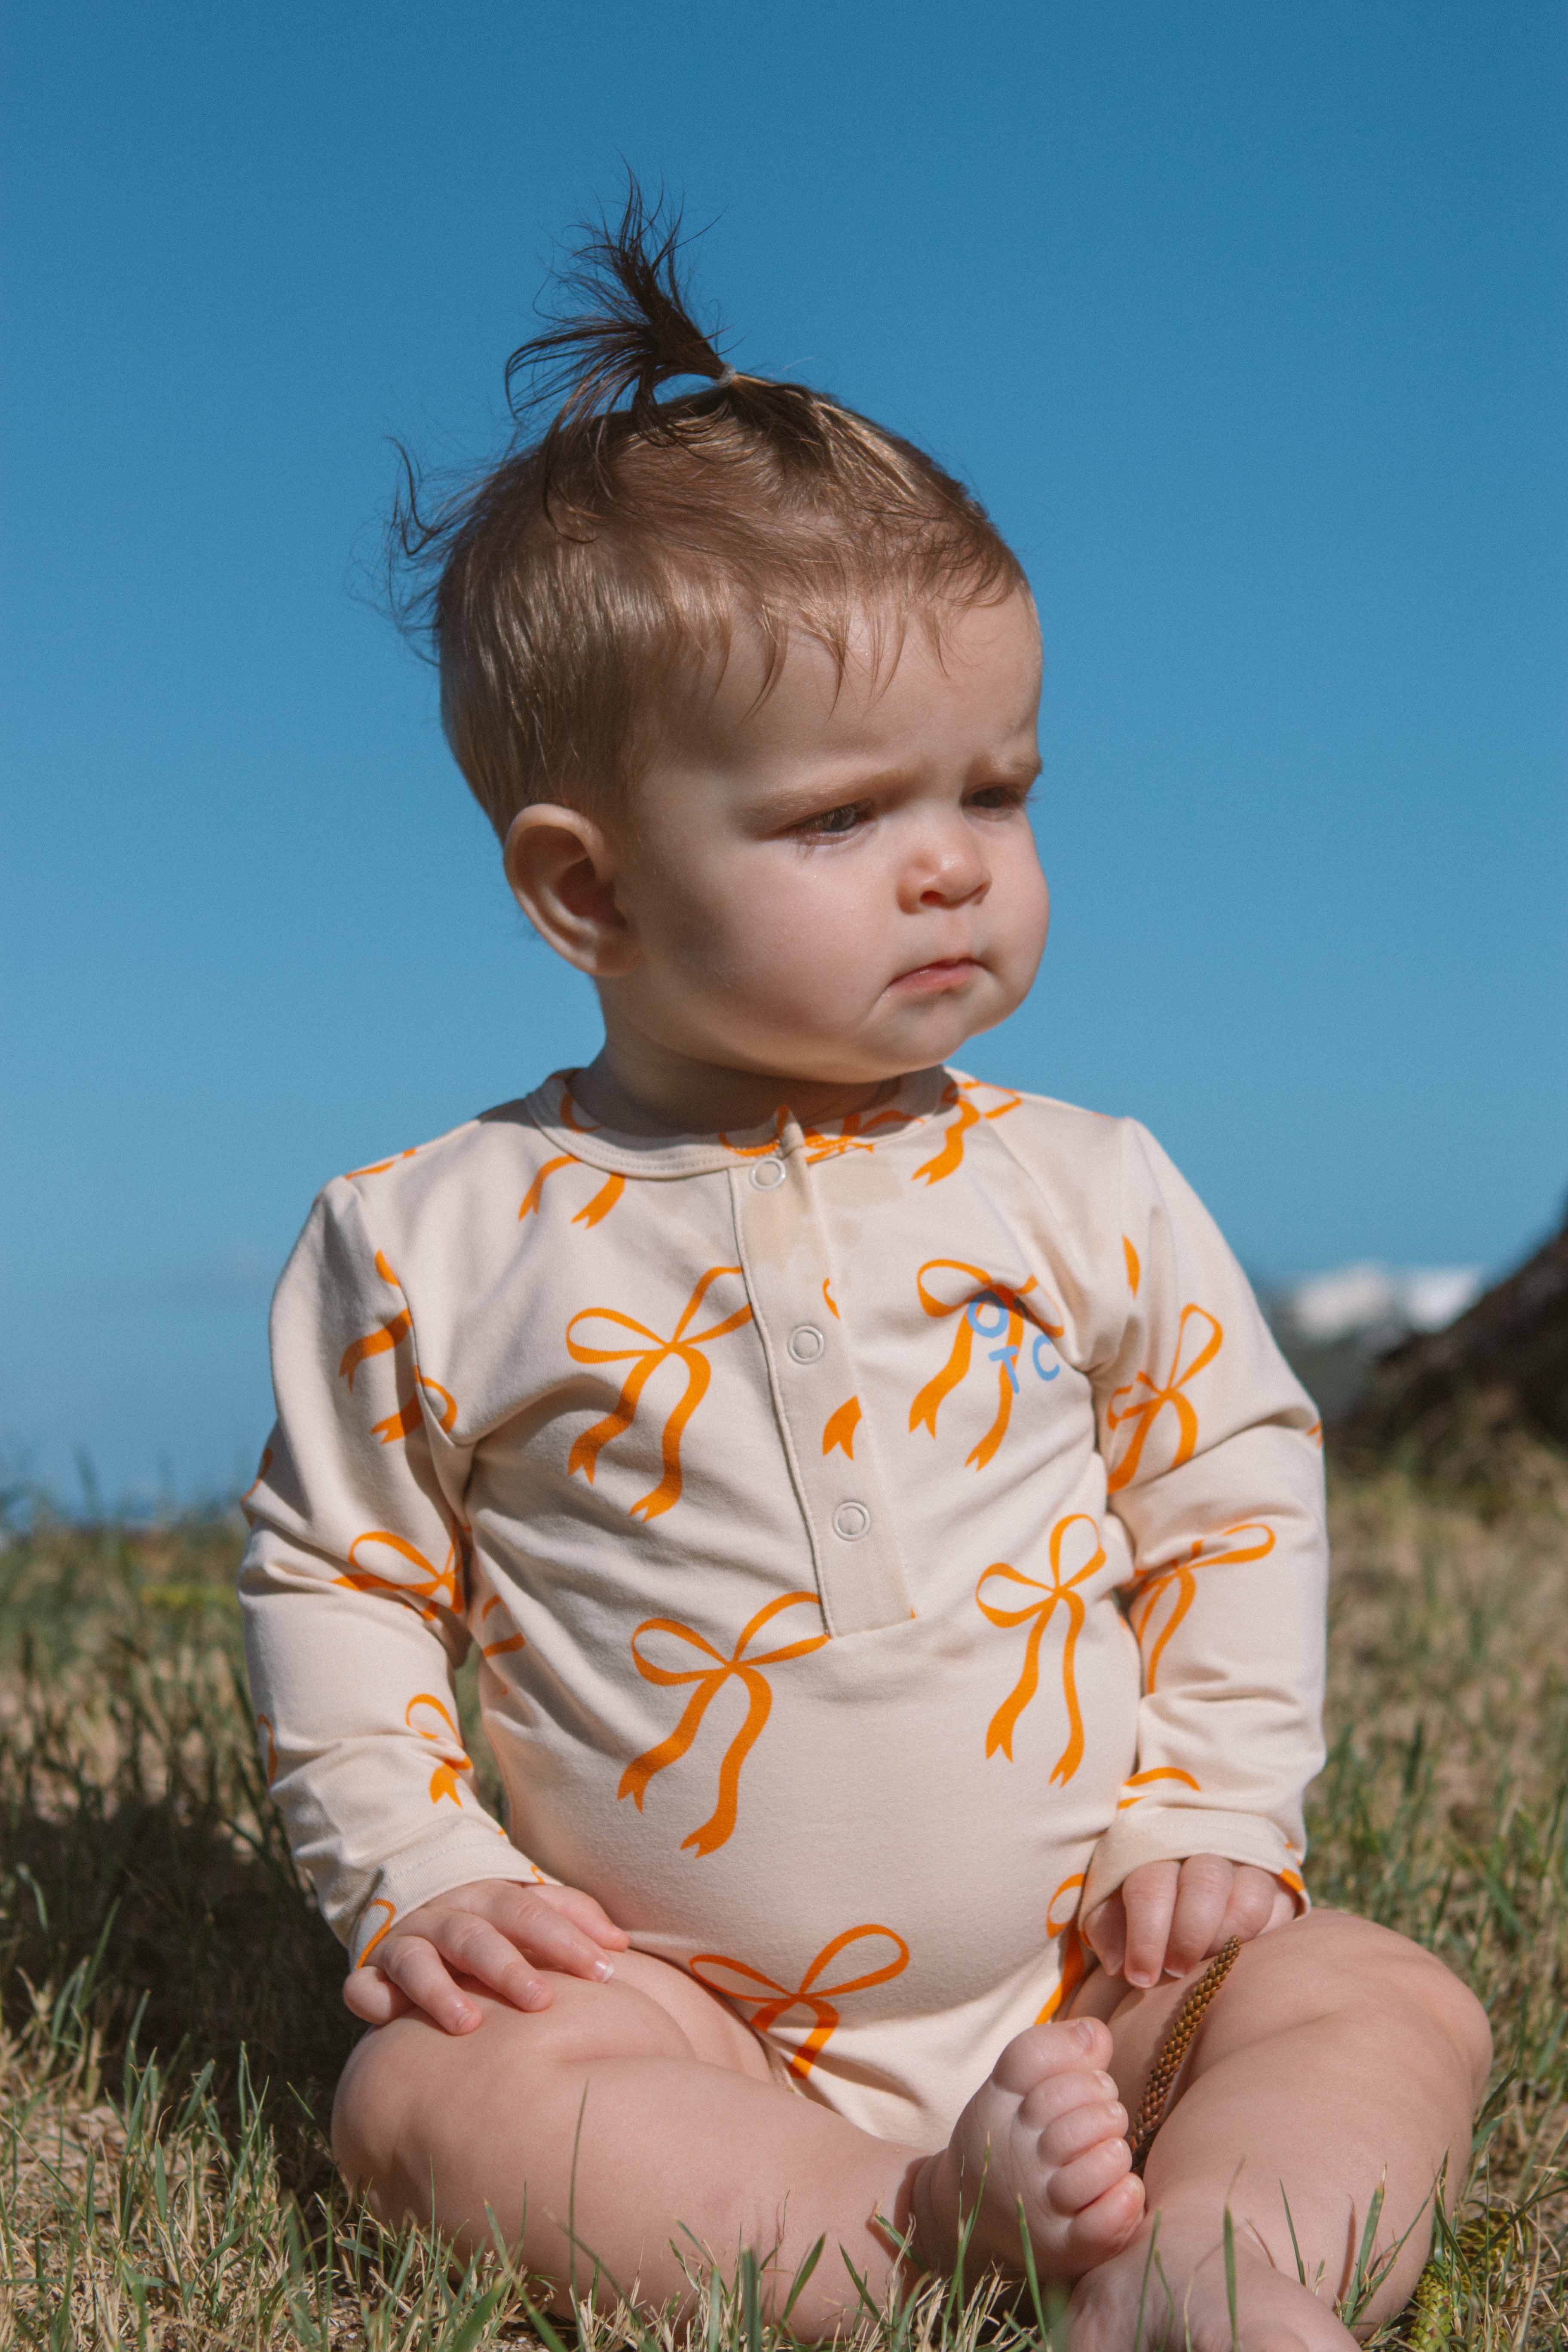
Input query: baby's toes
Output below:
<box><xmin>1056</xmin><ymin>2162</ymin><xmax>1145</xmax><ymax>2268</ymax></box>
<box><xmin>1047</xmin><ymin>2126</ymin><xmax>1136</xmax><ymax>2221</ymax></box>
<box><xmin>1034</xmin><ymin>2089</ymin><xmax>1129</xmax><ymax>2180</ymax></box>
<box><xmin>992</xmin><ymin>2016</ymin><xmax>1112</xmax><ymax>2096</ymax></box>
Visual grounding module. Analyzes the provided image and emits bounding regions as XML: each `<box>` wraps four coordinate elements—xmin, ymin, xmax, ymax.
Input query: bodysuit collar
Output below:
<box><xmin>519</xmin><ymin>1065</ymin><xmax>955</xmax><ymax>1180</ymax></box>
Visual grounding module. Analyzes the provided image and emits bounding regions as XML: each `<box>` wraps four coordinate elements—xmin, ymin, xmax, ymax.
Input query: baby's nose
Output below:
<box><xmin>916</xmin><ymin>834</ymin><xmax>989</xmax><ymax>905</ymax></box>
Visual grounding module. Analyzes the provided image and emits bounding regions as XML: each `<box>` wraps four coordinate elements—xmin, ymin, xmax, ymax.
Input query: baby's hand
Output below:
<box><xmin>1081</xmin><ymin>1856</ymin><xmax>1294</xmax><ymax>1992</ymax></box>
<box><xmin>343</xmin><ymin>1879</ymin><xmax>631</xmax><ymax>2035</ymax></box>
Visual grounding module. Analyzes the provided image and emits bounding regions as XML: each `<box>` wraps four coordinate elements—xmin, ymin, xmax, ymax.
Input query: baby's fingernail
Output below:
<box><xmin>1096</xmin><ymin>2070</ymin><xmax>1117</xmax><ymax>2092</ymax></box>
<box><xmin>1068</xmin><ymin>2018</ymin><xmax>1096</xmax><ymax>2049</ymax></box>
<box><xmin>593</xmin><ymin>1960</ymin><xmax>615</xmax><ymax>1982</ymax></box>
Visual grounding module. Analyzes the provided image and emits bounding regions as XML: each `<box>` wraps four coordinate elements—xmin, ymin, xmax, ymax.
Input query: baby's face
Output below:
<box><xmin>601</xmin><ymin>590</ymin><xmax>1049</xmax><ymax>1097</ymax></box>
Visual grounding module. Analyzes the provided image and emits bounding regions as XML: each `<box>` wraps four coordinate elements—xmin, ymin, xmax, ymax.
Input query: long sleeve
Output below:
<box><xmin>239</xmin><ymin>1179</ymin><xmax>542</xmax><ymax>1964</ymax></box>
<box><xmin>1078</xmin><ymin>1123</ymin><xmax>1326</xmax><ymax>1919</ymax></box>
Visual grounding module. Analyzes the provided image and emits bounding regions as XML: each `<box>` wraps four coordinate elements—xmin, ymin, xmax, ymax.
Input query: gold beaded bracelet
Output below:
<box><xmin>1127</xmin><ymin>1935</ymin><xmax>1242</xmax><ymax>2176</ymax></box>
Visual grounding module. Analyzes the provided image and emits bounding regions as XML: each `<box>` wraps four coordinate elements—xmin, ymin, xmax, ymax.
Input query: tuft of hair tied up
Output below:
<box><xmin>505</xmin><ymin>184</ymin><xmax>741</xmax><ymax>468</ymax></box>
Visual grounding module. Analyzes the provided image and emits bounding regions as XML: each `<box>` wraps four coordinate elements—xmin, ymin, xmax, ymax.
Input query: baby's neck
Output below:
<box><xmin>570</xmin><ymin>1041</ymin><xmax>909</xmax><ymax>1140</ymax></box>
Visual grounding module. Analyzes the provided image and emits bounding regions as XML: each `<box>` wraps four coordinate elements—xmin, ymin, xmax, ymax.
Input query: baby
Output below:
<box><xmin>241</xmin><ymin>196</ymin><xmax>1488</xmax><ymax>2349</ymax></box>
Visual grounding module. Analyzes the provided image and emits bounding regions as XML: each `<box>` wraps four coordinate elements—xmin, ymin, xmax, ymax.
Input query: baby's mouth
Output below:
<box><xmin>890</xmin><ymin>956</ymin><xmax>982</xmax><ymax>994</ymax></box>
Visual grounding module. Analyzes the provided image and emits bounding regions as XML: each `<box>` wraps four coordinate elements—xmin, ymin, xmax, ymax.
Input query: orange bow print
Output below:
<box><xmin>241</xmin><ymin>1445</ymin><xmax>274</xmax><ymax>1504</ymax></box>
<box><xmin>799</xmin><ymin>1104</ymin><xmax>908</xmax><ymax>1163</ymax></box>
<box><xmin>1035</xmin><ymin>1872</ymin><xmax>1088</xmax><ymax>2023</ymax></box>
<box><xmin>977</xmin><ymin>1514</ymin><xmax>1107</xmax><ymax>1782</ymax></box>
<box><xmin>338</xmin><ymin>1253</ymin><xmax>460</xmax><ymax>1447</ymax></box>
<box><xmin>518</xmin><ymin>1149</ymin><xmax>625</xmax><ymax>1231</ymax></box>
<box><xmin>822</xmin><ymin>1395</ymin><xmax>861</xmax><ymax>1459</ymax></box>
<box><xmin>405</xmin><ymin>1691</ymin><xmax>473</xmax><ymax>1806</ymax></box>
<box><xmin>910</xmin><ymin>1260</ymin><xmax>1063</xmax><ymax>1469</ymax></box>
<box><xmin>476</xmin><ymin>1589</ymin><xmax>527</xmax><ymax>1660</ymax></box>
<box><xmin>1127</xmin><ymin>1520</ymin><xmax>1274</xmax><ymax>1690</ymax></box>
<box><xmin>913</xmin><ymin>1079</ymin><xmax>1020</xmax><ymax>1186</ymax></box>
<box><xmin>336</xmin><ymin>1529</ymin><xmax>462</xmax><ymax>1620</ymax></box>
<box><xmin>619</xmin><ymin>1592</ymin><xmax>828</xmax><ymax>1855</ymax></box>
<box><xmin>719</xmin><ymin>1104</ymin><xmax>905</xmax><ymax>1165</ymax></box>
<box><xmin>358</xmin><ymin>1898</ymin><xmax>397</xmax><ymax>1963</ymax></box>
<box><xmin>1117</xmin><ymin>1766</ymin><xmax>1201</xmax><ymax>1809</ymax></box>
<box><xmin>566</xmin><ymin>1267</ymin><xmax>753</xmax><ymax>1521</ymax></box>
<box><xmin>1105</xmin><ymin>1304</ymin><xmax>1223</xmax><ymax>1492</ymax></box>
<box><xmin>689</xmin><ymin>1923</ymin><xmax>910</xmax><ymax>2080</ymax></box>
<box><xmin>337</xmin><ymin>1252</ymin><xmax>411</xmax><ymax>1388</ymax></box>
<box><xmin>371</xmin><ymin>1374</ymin><xmax>457</xmax><ymax>1447</ymax></box>
<box><xmin>344</xmin><ymin>1148</ymin><xmax>416</xmax><ymax>1179</ymax></box>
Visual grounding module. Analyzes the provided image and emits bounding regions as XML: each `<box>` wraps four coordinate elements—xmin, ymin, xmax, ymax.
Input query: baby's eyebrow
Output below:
<box><xmin>745</xmin><ymin>753</ymin><xmax>1041</xmax><ymax>828</ymax></box>
<box><xmin>743</xmin><ymin>769</ymin><xmax>913</xmax><ymax>825</ymax></box>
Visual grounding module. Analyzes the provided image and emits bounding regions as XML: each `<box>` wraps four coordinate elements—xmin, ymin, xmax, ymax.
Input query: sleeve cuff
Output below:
<box><xmin>348</xmin><ymin>1832</ymin><xmax>549</xmax><ymax>1965</ymax></box>
<box><xmin>1080</xmin><ymin>1807</ymin><xmax>1308</xmax><ymax>1922</ymax></box>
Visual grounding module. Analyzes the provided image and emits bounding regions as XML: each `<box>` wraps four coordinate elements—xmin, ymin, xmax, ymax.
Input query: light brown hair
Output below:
<box><xmin>391</xmin><ymin>186</ymin><xmax>1029</xmax><ymax>837</ymax></box>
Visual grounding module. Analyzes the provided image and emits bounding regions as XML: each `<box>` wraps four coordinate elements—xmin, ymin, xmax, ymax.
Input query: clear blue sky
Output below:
<box><xmin>3</xmin><ymin>2</ymin><xmax>1564</xmax><ymax>1508</ymax></box>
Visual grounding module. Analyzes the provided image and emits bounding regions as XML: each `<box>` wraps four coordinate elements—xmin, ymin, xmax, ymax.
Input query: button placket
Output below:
<box><xmin>732</xmin><ymin>1141</ymin><xmax>913</xmax><ymax>1635</ymax></box>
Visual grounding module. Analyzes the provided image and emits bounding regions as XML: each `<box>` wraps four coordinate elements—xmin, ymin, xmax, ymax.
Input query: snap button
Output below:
<box><xmin>832</xmin><ymin>1501</ymin><xmax>871</xmax><ymax>1541</ymax></box>
<box><xmin>750</xmin><ymin>1158</ymin><xmax>786</xmax><ymax>1189</ymax></box>
<box><xmin>787</xmin><ymin>1324</ymin><xmax>825</xmax><ymax>1363</ymax></box>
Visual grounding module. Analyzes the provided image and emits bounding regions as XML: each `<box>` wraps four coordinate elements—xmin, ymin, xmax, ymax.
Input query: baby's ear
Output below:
<box><xmin>503</xmin><ymin>803</ymin><xmax>636</xmax><ymax>976</ymax></box>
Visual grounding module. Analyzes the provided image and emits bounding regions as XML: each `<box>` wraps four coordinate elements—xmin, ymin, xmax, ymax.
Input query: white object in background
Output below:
<box><xmin>1288</xmin><ymin>1262</ymin><xmax>1484</xmax><ymax>1343</ymax></box>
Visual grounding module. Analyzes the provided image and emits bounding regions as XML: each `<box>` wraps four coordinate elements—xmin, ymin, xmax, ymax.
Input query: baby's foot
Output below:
<box><xmin>1068</xmin><ymin>2218</ymin><xmax>1359</xmax><ymax>2352</ymax></box>
<box><xmin>912</xmin><ymin>2017</ymin><xmax>1143</xmax><ymax>2285</ymax></box>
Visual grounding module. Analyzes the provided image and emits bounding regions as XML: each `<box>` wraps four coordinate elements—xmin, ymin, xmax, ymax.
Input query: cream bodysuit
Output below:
<box><xmin>240</xmin><ymin>1067</ymin><xmax>1326</xmax><ymax>2147</ymax></box>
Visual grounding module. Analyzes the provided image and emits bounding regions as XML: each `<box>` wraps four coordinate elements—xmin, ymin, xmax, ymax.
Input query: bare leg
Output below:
<box><xmin>331</xmin><ymin>1948</ymin><xmax>1136</xmax><ymax>2337</ymax></box>
<box><xmin>1066</xmin><ymin>1910</ymin><xmax>1491</xmax><ymax>2352</ymax></box>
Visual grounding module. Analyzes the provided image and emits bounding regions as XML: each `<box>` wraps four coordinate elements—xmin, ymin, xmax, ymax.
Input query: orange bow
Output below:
<box><xmin>912</xmin><ymin>1079</ymin><xmax>1020</xmax><ymax>1186</ymax></box>
<box><xmin>476</xmin><ymin>1589</ymin><xmax>527</xmax><ymax>1660</ymax></box>
<box><xmin>405</xmin><ymin>1691</ymin><xmax>473</xmax><ymax>1806</ymax></box>
<box><xmin>343</xmin><ymin>1148</ymin><xmax>416</xmax><ymax>1179</ymax></box>
<box><xmin>822</xmin><ymin>1395</ymin><xmax>861</xmax><ymax>1459</ymax></box>
<box><xmin>338</xmin><ymin>1254</ymin><xmax>460</xmax><ymax>1446</ymax></box>
<box><xmin>1035</xmin><ymin>1871</ymin><xmax>1088</xmax><ymax>2022</ymax></box>
<box><xmin>689</xmin><ymin>1923</ymin><xmax>910</xmax><ymax>2080</ymax></box>
<box><xmin>566</xmin><ymin>1267</ymin><xmax>753</xmax><ymax>1521</ymax></box>
<box><xmin>358</xmin><ymin>1898</ymin><xmax>397</xmax><ymax>1963</ymax></box>
<box><xmin>910</xmin><ymin>1260</ymin><xmax>1061</xmax><ymax>1470</ymax></box>
<box><xmin>719</xmin><ymin>1103</ymin><xmax>905</xmax><ymax>1165</ymax></box>
<box><xmin>1105</xmin><ymin>1304</ymin><xmax>1223</xmax><ymax>1492</ymax></box>
<box><xmin>518</xmin><ymin>1154</ymin><xmax>625</xmax><ymax>1230</ymax></box>
<box><xmin>619</xmin><ymin>1592</ymin><xmax>827</xmax><ymax>1854</ymax></box>
<box><xmin>371</xmin><ymin>1372</ymin><xmax>457</xmax><ymax>1446</ymax></box>
<box><xmin>241</xmin><ymin>1445</ymin><xmax>273</xmax><ymax>1504</ymax></box>
<box><xmin>338</xmin><ymin>1306</ymin><xmax>411</xmax><ymax>1388</ymax></box>
<box><xmin>1127</xmin><ymin>1520</ymin><xmax>1274</xmax><ymax>1689</ymax></box>
<box><xmin>336</xmin><ymin>1529</ymin><xmax>461</xmax><ymax>1620</ymax></box>
<box><xmin>977</xmin><ymin>1514</ymin><xmax>1107</xmax><ymax>1782</ymax></box>
<box><xmin>1117</xmin><ymin>1766</ymin><xmax>1201</xmax><ymax>1809</ymax></box>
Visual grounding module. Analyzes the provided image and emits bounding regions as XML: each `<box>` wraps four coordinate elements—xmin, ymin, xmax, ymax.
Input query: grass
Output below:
<box><xmin>1</xmin><ymin>1457</ymin><xmax>1564</xmax><ymax>2347</ymax></box>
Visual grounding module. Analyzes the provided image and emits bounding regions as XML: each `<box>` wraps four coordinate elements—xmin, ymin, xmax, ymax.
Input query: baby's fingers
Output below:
<box><xmin>495</xmin><ymin>1889</ymin><xmax>619</xmax><ymax>1983</ymax></box>
<box><xmin>1164</xmin><ymin>1855</ymin><xmax>1238</xmax><ymax>1977</ymax></box>
<box><xmin>1215</xmin><ymin>1865</ymin><xmax>1293</xmax><ymax>1948</ymax></box>
<box><xmin>424</xmin><ymin>1914</ymin><xmax>563</xmax><ymax>2020</ymax></box>
<box><xmin>1120</xmin><ymin>1861</ymin><xmax>1180</xmax><ymax>1990</ymax></box>
<box><xmin>343</xmin><ymin>1963</ymin><xmax>416</xmax><ymax>2026</ymax></box>
<box><xmin>369</xmin><ymin>1938</ymin><xmax>491</xmax><ymax>2032</ymax></box>
<box><xmin>529</xmin><ymin>1882</ymin><xmax>631</xmax><ymax>1951</ymax></box>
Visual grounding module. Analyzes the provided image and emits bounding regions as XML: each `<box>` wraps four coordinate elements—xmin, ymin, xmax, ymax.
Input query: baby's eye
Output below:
<box><xmin>798</xmin><ymin>801</ymin><xmax>870</xmax><ymax>839</ymax></box>
<box><xmin>968</xmin><ymin>783</ymin><xmax>1032</xmax><ymax>812</ymax></box>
